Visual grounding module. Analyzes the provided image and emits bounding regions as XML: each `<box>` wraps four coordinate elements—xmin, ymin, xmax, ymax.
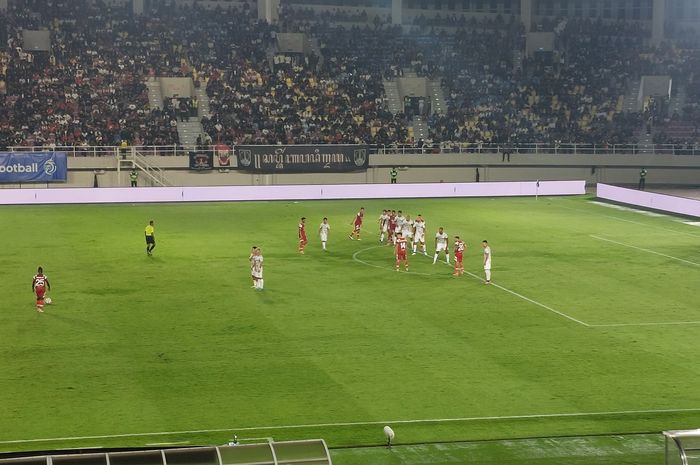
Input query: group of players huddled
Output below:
<box><xmin>294</xmin><ymin>207</ymin><xmax>493</xmax><ymax>285</ymax></box>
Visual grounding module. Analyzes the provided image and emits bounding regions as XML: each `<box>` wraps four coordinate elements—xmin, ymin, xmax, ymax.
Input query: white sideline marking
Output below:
<box><xmin>353</xmin><ymin>235</ymin><xmax>699</xmax><ymax>328</ymax></box>
<box><xmin>426</xmin><ymin>255</ymin><xmax>590</xmax><ymax>327</ymax></box>
<box><xmin>551</xmin><ymin>201</ymin><xmax>700</xmax><ymax>238</ymax></box>
<box><xmin>145</xmin><ymin>441</ymin><xmax>190</xmax><ymax>446</ymax></box>
<box><xmin>589</xmin><ymin>201</ymin><xmax>669</xmax><ymax>217</ymax></box>
<box><xmin>590</xmin><ymin>235</ymin><xmax>700</xmax><ymax>267</ymax></box>
<box><xmin>685</xmin><ymin>222</ymin><xmax>700</xmax><ymax>227</ymax></box>
<box><xmin>4</xmin><ymin>408</ymin><xmax>700</xmax><ymax>445</ymax></box>
<box><xmin>590</xmin><ymin>321</ymin><xmax>700</xmax><ymax>328</ymax></box>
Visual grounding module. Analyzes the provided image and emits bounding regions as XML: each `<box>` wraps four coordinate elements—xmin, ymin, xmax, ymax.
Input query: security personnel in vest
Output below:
<box><xmin>390</xmin><ymin>167</ymin><xmax>398</xmax><ymax>184</ymax></box>
<box><xmin>130</xmin><ymin>169</ymin><xmax>138</xmax><ymax>187</ymax></box>
<box><xmin>191</xmin><ymin>96</ymin><xmax>199</xmax><ymax>117</ymax></box>
<box><xmin>120</xmin><ymin>139</ymin><xmax>128</xmax><ymax>159</ymax></box>
<box><xmin>638</xmin><ymin>167</ymin><xmax>647</xmax><ymax>190</ymax></box>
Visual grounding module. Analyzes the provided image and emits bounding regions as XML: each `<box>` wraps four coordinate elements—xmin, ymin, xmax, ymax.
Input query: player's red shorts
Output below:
<box><xmin>396</xmin><ymin>251</ymin><xmax>407</xmax><ymax>260</ymax></box>
<box><xmin>35</xmin><ymin>285</ymin><xmax>45</xmax><ymax>299</ymax></box>
<box><xmin>299</xmin><ymin>234</ymin><xmax>308</xmax><ymax>243</ymax></box>
<box><xmin>455</xmin><ymin>252</ymin><xmax>463</xmax><ymax>262</ymax></box>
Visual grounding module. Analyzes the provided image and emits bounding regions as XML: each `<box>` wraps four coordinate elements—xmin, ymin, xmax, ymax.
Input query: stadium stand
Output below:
<box><xmin>0</xmin><ymin>0</ymin><xmax>699</xmax><ymax>153</ymax></box>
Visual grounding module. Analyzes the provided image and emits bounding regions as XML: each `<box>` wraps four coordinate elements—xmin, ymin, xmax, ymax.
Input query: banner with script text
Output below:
<box><xmin>0</xmin><ymin>152</ymin><xmax>67</xmax><ymax>183</ymax></box>
<box><xmin>235</xmin><ymin>145</ymin><xmax>369</xmax><ymax>173</ymax></box>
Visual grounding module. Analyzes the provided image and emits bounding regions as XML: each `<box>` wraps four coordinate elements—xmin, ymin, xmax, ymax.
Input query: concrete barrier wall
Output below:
<box><xmin>2</xmin><ymin>152</ymin><xmax>698</xmax><ymax>188</ymax></box>
<box><xmin>0</xmin><ymin>180</ymin><xmax>585</xmax><ymax>205</ymax></box>
<box><xmin>597</xmin><ymin>183</ymin><xmax>700</xmax><ymax>218</ymax></box>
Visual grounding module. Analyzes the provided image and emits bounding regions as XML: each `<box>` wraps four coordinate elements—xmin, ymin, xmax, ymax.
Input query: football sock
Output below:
<box><xmin>446</xmin><ymin>254</ymin><xmax>450</xmax><ymax>264</ymax></box>
<box><xmin>259</xmin><ymin>279</ymin><xmax>264</xmax><ymax>289</ymax></box>
<box><xmin>380</xmin><ymin>233</ymin><xmax>385</xmax><ymax>242</ymax></box>
<box><xmin>433</xmin><ymin>253</ymin><xmax>438</xmax><ymax>264</ymax></box>
<box><xmin>485</xmin><ymin>270</ymin><xmax>491</xmax><ymax>282</ymax></box>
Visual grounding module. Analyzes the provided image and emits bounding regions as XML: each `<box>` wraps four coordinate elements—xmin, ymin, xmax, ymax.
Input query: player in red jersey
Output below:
<box><xmin>387</xmin><ymin>209</ymin><xmax>397</xmax><ymax>245</ymax></box>
<box><xmin>395</xmin><ymin>232</ymin><xmax>409</xmax><ymax>271</ymax></box>
<box><xmin>453</xmin><ymin>236</ymin><xmax>466</xmax><ymax>276</ymax></box>
<box><xmin>298</xmin><ymin>217</ymin><xmax>308</xmax><ymax>254</ymax></box>
<box><xmin>31</xmin><ymin>266</ymin><xmax>51</xmax><ymax>312</ymax></box>
<box><xmin>348</xmin><ymin>207</ymin><xmax>365</xmax><ymax>240</ymax></box>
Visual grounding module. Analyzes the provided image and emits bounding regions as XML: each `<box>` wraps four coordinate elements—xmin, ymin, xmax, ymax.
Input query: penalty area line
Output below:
<box><xmin>5</xmin><ymin>408</ymin><xmax>700</xmax><ymax>445</ymax></box>
<box><xmin>590</xmin><ymin>235</ymin><xmax>700</xmax><ymax>267</ymax></box>
<box><xmin>427</xmin><ymin>255</ymin><xmax>590</xmax><ymax>327</ymax></box>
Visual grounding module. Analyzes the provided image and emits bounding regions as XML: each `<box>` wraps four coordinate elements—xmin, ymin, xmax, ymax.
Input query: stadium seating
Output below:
<box><xmin>2</xmin><ymin>1</ymin><xmax>700</xmax><ymax>150</ymax></box>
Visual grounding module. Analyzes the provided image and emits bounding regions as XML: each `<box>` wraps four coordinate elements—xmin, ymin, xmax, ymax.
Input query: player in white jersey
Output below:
<box><xmin>402</xmin><ymin>215</ymin><xmax>414</xmax><ymax>243</ymax></box>
<box><xmin>482</xmin><ymin>240</ymin><xmax>492</xmax><ymax>284</ymax></box>
<box><xmin>379</xmin><ymin>210</ymin><xmax>390</xmax><ymax>243</ymax></box>
<box><xmin>248</xmin><ymin>246</ymin><xmax>258</xmax><ymax>287</ymax></box>
<box><xmin>433</xmin><ymin>227</ymin><xmax>450</xmax><ymax>264</ymax></box>
<box><xmin>251</xmin><ymin>248</ymin><xmax>264</xmax><ymax>290</ymax></box>
<box><xmin>395</xmin><ymin>211</ymin><xmax>406</xmax><ymax>234</ymax></box>
<box><xmin>319</xmin><ymin>217</ymin><xmax>331</xmax><ymax>251</ymax></box>
<box><xmin>412</xmin><ymin>214</ymin><xmax>427</xmax><ymax>255</ymax></box>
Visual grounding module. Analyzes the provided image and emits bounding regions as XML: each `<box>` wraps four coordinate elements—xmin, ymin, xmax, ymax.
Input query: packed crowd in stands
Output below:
<box><xmin>0</xmin><ymin>0</ymin><xmax>699</xmax><ymax>151</ymax></box>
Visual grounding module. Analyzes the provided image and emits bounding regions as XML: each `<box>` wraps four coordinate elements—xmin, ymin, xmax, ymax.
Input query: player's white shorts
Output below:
<box><xmin>381</xmin><ymin>224</ymin><xmax>388</xmax><ymax>232</ymax></box>
<box><xmin>436</xmin><ymin>243</ymin><xmax>447</xmax><ymax>252</ymax></box>
<box><xmin>484</xmin><ymin>263</ymin><xmax>491</xmax><ymax>271</ymax></box>
<box><xmin>402</xmin><ymin>230</ymin><xmax>412</xmax><ymax>239</ymax></box>
<box><xmin>414</xmin><ymin>232</ymin><xmax>425</xmax><ymax>243</ymax></box>
<box><xmin>320</xmin><ymin>233</ymin><xmax>328</xmax><ymax>242</ymax></box>
<box><xmin>252</xmin><ymin>271</ymin><xmax>263</xmax><ymax>279</ymax></box>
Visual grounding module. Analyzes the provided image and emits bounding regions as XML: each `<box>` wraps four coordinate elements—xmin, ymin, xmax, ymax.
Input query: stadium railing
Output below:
<box><xmin>0</xmin><ymin>440</ymin><xmax>333</xmax><ymax>465</ymax></box>
<box><xmin>6</xmin><ymin>143</ymin><xmax>700</xmax><ymax>157</ymax></box>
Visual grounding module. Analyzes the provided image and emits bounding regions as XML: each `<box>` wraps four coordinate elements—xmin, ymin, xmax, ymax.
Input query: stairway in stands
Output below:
<box><xmin>176</xmin><ymin>118</ymin><xmax>204</xmax><ymax>150</ymax></box>
<box><xmin>669</xmin><ymin>83</ymin><xmax>687</xmax><ymax>118</ymax></box>
<box><xmin>428</xmin><ymin>80</ymin><xmax>446</xmax><ymax>116</ymax></box>
<box><xmin>193</xmin><ymin>86</ymin><xmax>211</xmax><ymax>120</ymax></box>
<box><xmin>624</xmin><ymin>79</ymin><xmax>642</xmax><ymax>113</ymax></box>
<box><xmin>145</xmin><ymin>78</ymin><xmax>163</xmax><ymax>110</ymax></box>
<box><xmin>411</xmin><ymin>115</ymin><xmax>429</xmax><ymax>141</ymax></box>
<box><xmin>383</xmin><ymin>78</ymin><xmax>402</xmax><ymax>115</ymax></box>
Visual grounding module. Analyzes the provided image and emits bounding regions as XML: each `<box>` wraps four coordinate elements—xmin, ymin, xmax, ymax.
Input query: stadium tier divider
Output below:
<box><xmin>0</xmin><ymin>440</ymin><xmax>332</xmax><ymax>465</ymax></box>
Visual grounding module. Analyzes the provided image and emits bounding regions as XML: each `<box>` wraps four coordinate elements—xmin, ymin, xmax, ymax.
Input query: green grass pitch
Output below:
<box><xmin>1</xmin><ymin>195</ymin><xmax>699</xmax><ymax>464</ymax></box>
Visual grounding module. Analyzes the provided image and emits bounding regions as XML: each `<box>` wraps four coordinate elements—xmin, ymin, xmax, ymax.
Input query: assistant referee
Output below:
<box><xmin>145</xmin><ymin>220</ymin><xmax>156</xmax><ymax>256</ymax></box>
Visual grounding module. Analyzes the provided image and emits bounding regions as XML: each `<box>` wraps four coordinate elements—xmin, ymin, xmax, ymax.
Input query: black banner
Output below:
<box><xmin>189</xmin><ymin>151</ymin><xmax>213</xmax><ymax>170</ymax></box>
<box><xmin>235</xmin><ymin>145</ymin><xmax>369</xmax><ymax>173</ymax></box>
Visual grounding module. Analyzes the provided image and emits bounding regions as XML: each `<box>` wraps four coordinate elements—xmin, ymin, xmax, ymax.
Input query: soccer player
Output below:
<box><xmin>32</xmin><ymin>266</ymin><xmax>51</xmax><ymax>313</ymax></box>
<box><xmin>412</xmin><ymin>214</ymin><xmax>427</xmax><ymax>255</ymax></box>
<box><xmin>387</xmin><ymin>210</ymin><xmax>397</xmax><ymax>244</ymax></box>
<box><xmin>298</xmin><ymin>217</ymin><xmax>308</xmax><ymax>254</ymax></box>
<box><xmin>395</xmin><ymin>211</ymin><xmax>406</xmax><ymax>244</ymax></box>
<box><xmin>379</xmin><ymin>210</ymin><xmax>390</xmax><ymax>243</ymax></box>
<box><xmin>348</xmin><ymin>207</ymin><xmax>364</xmax><ymax>240</ymax></box>
<box><xmin>482</xmin><ymin>240</ymin><xmax>492</xmax><ymax>284</ymax></box>
<box><xmin>251</xmin><ymin>248</ymin><xmax>264</xmax><ymax>290</ymax></box>
<box><xmin>402</xmin><ymin>214</ymin><xmax>414</xmax><ymax>245</ymax></box>
<box><xmin>395</xmin><ymin>232</ymin><xmax>409</xmax><ymax>272</ymax></box>
<box><xmin>145</xmin><ymin>220</ymin><xmax>156</xmax><ymax>255</ymax></box>
<box><xmin>453</xmin><ymin>236</ymin><xmax>466</xmax><ymax>276</ymax></box>
<box><xmin>319</xmin><ymin>217</ymin><xmax>331</xmax><ymax>251</ymax></box>
<box><xmin>433</xmin><ymin>227</ymin><xmax>450</xmax><ymax>265</ymax></box>
<box><xmin>249</xmin><ymin>246</ymin><xmax>258</xmax><ymax>287</ymax></box>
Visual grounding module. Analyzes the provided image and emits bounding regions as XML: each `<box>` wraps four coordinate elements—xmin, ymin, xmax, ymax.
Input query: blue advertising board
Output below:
<box><xmin>0</xmin><ymin>152</ymin><xmax>68</xmax><ymax>183</ymax></box>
